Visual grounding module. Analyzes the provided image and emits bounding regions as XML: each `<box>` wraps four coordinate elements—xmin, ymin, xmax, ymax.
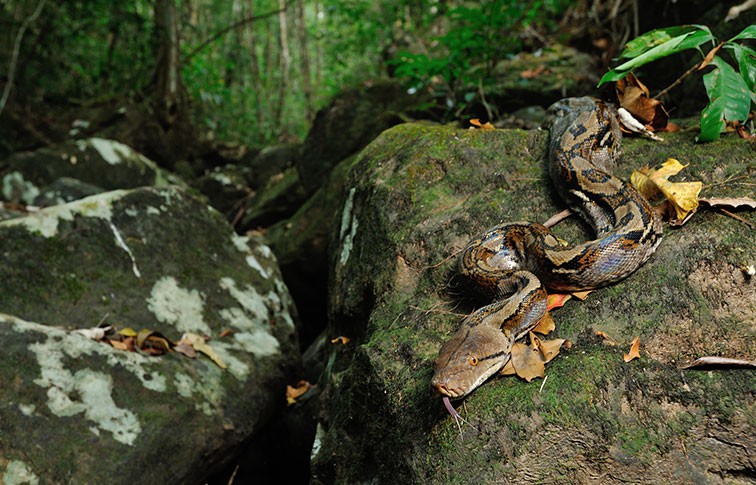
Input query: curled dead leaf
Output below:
<box><xmin>623</xmin><ymin>336</ymin><xmax>641</xmax><ymax>362</ymax></box>
<box><xmin>469</xmin><ymin>118</ymin><xmax>495</xmax><ymax>130</ymax></box>
<box><xmin>330</xmin><ymin>336</ymin><xmax>350</xmax><ymax>345</ymax></box>
<box><xmin>615</xmin><ymin>73</ymin><xmax>670</xmax><ymax>132</ymax></box>
<box><xmin>286</xmin><ymin>380</ymin><xmax>313</xmax><ymax>405</ymax></box>
<box><xmin>595</xmin><ymin>331</ymin><xmax>617</xmax><ymax>346</ymax></box>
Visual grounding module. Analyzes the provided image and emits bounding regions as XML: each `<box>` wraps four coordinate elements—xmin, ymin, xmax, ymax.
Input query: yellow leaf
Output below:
<box><xmin>630</xmin><ymin>159</ymin><xmax>702</xmax><ymax>221</ymax></box>
<box><xmin>179</xmin><ymin>332</ymin><xmax>227</xmax><ymax>369</ymax></box>
<box><xmin>469</xmin><ymin>118</ymin><xmax>495</xmax><ymax>130</ymax></box>
<box><xmin>119</xmin><ymin>327</ymin><xmax>138</xmax><ymax>337</ymax></box>
<box><xmin>330</xmin><ymin>336</ymin><xmax>350</xmax><ymax>345</ymax></box>
<box><xmin>624</xmin><ymin>336</ymin><xmax>641</xmax><ymax>362</ymax></box>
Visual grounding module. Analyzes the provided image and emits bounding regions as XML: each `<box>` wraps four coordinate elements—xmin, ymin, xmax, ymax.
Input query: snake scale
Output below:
<box><xmin>432</xmin><ymin>97</ymin><xmax>664</xmax><ymax>400</ymax></box>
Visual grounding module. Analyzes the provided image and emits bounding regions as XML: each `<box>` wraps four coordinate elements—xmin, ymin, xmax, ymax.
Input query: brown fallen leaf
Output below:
<box><xmin>331</xmin><ymin>336</ymin><xmax>350</xmax><ymax>345</ymax></box>
<box><xmin>510</xmin><ymin>341</ymin><xmax>545</xmax><ymax>382</ymax></box>
<box><xmin>178</xmin><ymin>332</ymin><xmax>227</xmax><ymax>369</ymax></box>
<box><xmin>109</xmin><ymin>336</ymin><xmax>136</xmax><ymax>352</ymax></box>
<box><xmin>624</xmin><ymin>336</ymin><xmax>641</xmax><ymax>362</ymax></box>
<box><xmin>219</xmin><ymin>329</ymin><xmax>234</xmax><ymax>338</ymax></box>
<box><xmin>681</xmin><ymin>356</ymin><xmax>756</xmax><ymax>369</ymax></box>
<box><xmin>469</xmin><ymin>118</ymin><xmax>495</xmax><ymax>130</ymax></box>
<box><xmin>286</xmin><ymin>380</ymin><xmax>313</xmax><ymax>405</ymax></box>
<box><xmin>506</xmin><ymin>332</ymin><xmax>567</xmax><ymax>381</ymax></box>
<box><xmin>571</xmin><ymin>290</ymin><xmax>592</xmax><ymax>301</ymax></box>
<box><xmin>595</xmin><ymin>331</ymin><xmax>617</xmax><ymax>346</ymax></box>
<box><xmin>532</xmin><ymin>312</ymin><xmax>555</xmax><ymax>335</ymax></box>
<box><xmin>615</xmin><ymin>73</ymin><xmax>671</xmax><ymax>132</ymax></box>
<box><xmin>174</xmin><ymin>342</ymin><xmax>197</xmax><ymax>359</ymax></box>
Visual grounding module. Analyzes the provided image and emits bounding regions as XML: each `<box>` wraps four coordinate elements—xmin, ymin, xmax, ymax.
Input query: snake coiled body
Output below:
<box><xmin>432</xmin><ymin>97</ymin><xmax>663</xmax><ymax>399</ymax></box>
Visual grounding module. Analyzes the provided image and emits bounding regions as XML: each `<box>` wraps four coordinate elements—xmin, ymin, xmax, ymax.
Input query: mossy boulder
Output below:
<box><xmin>0</xmin><ymin>186</ymin><xmax>300</xmax><ymax>484</ymax></box>
<box><xmin>311</xmin><ymin>121</ymin><xmax>755</xmax><ymax>483</ymax></box>
<box><xmin>0</xmin><ymin>138</ymin><xmax>183</xmax><ymax>205</ymax></box>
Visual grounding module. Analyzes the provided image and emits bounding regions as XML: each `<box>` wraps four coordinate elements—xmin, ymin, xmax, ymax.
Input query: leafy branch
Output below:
<box><xmin>598</xmin><ymin>24</ymin><xmax>756</xmax><ymax>141</ymax></box>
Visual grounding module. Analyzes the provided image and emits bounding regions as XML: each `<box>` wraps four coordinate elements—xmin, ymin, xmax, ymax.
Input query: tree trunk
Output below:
<box><xmin>154</xmin><ymin>0</ymin><xmax>185</xmax><ymax>128</ymax></box>
<box><xmin>295</xmin><ymin>0</ymin><xmax>312</xmax><ymax>123</ymax></box>
<box><xmin>244</xmin><ymin>0</ymin><xmax>265</xmax><ymax>135</ymax></box>
<box><xmin>274</xmin><ymin>0</ymin><xmax>290</xmax><ymax>130</ymax></box>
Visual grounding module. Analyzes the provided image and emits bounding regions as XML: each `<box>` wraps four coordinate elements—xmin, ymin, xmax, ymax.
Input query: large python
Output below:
<box><xmin>432</xmin><ymin>97</ymin><xmax>663</xmax><ymax>400</ymax></box>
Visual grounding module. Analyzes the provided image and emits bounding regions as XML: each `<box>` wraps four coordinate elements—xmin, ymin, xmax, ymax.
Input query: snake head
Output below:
<box><xmin>431</xmin><ymin>319</ymin><xmax>512</xmax><ymax>399</ymax></box>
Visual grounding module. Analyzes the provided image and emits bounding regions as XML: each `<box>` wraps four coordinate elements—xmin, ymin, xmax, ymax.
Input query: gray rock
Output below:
<box><xmin>0</xmin><ymin>138</ymin><xmax>184</xmax><ymax>205</ymax></box>
<box><xmin>0</xmin><ymin>186</ymin><xmax>300</xmax><ymax>484</ymax></box>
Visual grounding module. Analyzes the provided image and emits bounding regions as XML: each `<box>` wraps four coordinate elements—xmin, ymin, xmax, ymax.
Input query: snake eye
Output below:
<box><xmin>468</xmin><ymin>356</ymin><xmax>479</xmax><ymax>366</ymax></box>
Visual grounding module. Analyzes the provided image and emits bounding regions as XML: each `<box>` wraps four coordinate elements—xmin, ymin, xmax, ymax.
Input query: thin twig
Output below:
<box><xmin>0</xmin><ymin>0</ymin><xmax>47</xmax><ymax>116</ymax></box>
<box><xmin>653</xmin><ymin>41</ymin><xmax>724</xmax><ymax>100</ymax></box>
<box><xmin>717</xmin><ymin>207</ymin><xmax>755</xmax><ymax>229</ymax></box>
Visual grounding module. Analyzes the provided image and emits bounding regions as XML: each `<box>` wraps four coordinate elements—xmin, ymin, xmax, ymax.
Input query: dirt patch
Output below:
<box><xmin>646</xmin><ymin>260</ymin><xmax>756</xmax><ymax>365</ymax></box>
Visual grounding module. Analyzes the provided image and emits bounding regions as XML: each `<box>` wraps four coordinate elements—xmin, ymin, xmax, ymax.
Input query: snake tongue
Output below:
<box><xmin>441</xmin><ymin>396</ymin><xmax>478</xmax><ymax>436</ymax></box>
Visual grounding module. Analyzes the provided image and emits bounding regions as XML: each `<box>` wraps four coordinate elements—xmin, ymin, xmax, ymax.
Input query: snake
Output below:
<box><xmin>431</xmin><ymin>97</ymin><xmax>663</xmax><ymax>401</ymax></box>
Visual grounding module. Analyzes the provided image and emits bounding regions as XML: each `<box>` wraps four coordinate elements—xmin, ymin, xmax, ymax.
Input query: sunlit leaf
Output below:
<box><xmin>728</xmin><ymin>24</ymin><xmax>756</xmax><ymax>42</ymax></box>
<box><xmin>623</xmin><ymin>336</ymin><xmax>641</xmax><ymax>362</ymax></box>
<box><xmin>630</xmin><ymin>159</ymin><xmax>702</xmax><ymax>221</ymax></box>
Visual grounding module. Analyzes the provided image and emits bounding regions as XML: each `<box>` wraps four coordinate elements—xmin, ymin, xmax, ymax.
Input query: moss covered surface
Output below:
<box><xmin>0</xmin><ymin>187</ymin><xmax>300</xmax><ymax>484</ymax></box>
<box><xmin>312</xmin><ymin>122</ymin><xmax>755</xmax><ymax>483</ymax></box>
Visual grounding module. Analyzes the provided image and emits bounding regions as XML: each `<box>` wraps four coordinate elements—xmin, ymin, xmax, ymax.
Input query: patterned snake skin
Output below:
<box><xmin>432</xmin><ymin>97</ymin><xmax>664</xmax><ymax>399</ymax></box>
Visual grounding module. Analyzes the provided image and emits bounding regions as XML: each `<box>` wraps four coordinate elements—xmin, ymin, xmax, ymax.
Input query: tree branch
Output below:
<box><xmin>181</xmin><ymin>1</ymin><xmax>292</xmax><ymax>64</ymax></box>
<box><xmin>0</xmin><ymin>0</ymin><xmax>47</xmax><ymax>117</ymax></box>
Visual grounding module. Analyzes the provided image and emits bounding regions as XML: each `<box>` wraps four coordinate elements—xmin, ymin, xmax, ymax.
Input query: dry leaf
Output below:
<box><xmin>615</xmin><ymin>73</ymin><xmax>670</xmax><ymax>132</ymax></box>
<box><xmin>595</xmin><ymin>331</ymin><xmax>617</xmax><ymax>346</ymax></box>
<box><xmin>510</xmin><ymin>341</ymin><xmax>545</xmax><ymax>382</ymax></box>
<box><xmin>330</xmin><ymin>336</ymin><xmax>350</xmax><ymax>345</ymax></box>
<box><xmin>535</xmin><ymin>335</ymin><xmax>566</xmax><ymax>363</ymax></box>
<box><xmin>109</xmin><ymin>337</ymin><xmax>136</xmax><ymax>352</ymax></box>
<box><xmin>286</xmin><ymin>380</ymin><xmax>312</xmax><ymax>405</ymax></box>
<box><xmin>174</xmin><ymin>342</ymin><xmax>197</xmax><ymax>358</ymax></box>
<box><xmin>631</xmin><ymin>159</ymin><xmax>702</xmax><ymax>221</ymax></box>
<box><xmin>547</xmin><ymin>293</ymin><xmax>572</xmax><ymax>311</ymax></box>
<box><xmin>681</xmin><ymin>356</ymin><xmax>756</xmax><ymax>369</ymax></box>
<box><xmin>624</xmin><ymin>336</ymin><xmax>641</xmax><ymax>362</ymax></box>
<box><xmin>532</xmin><ymin>312</ymin><xmax>556</xmax><ymax>335</ymax></box>
<box><xmin>219</xmin><ymin>329</ymin><xmax>234</xmax><ymax>338</ymax></box>
<box><xmin>699</xmin><ymin>197</ymin><xmax>756</xmax><ymax>210</ymax></box>
<box><xmin>469</xmin><ymin>118</ymin><xmax>495</xmax><ymax>130</ymax></box>
<box><xmin>179</xmin><ymin>332</ymin><xmax>227</xmax><ymax>369</ymax></box>
<box><xmin>119</xmin><ymin>327</ymin><xmax>138</xmax><ymax>338</ymax></box>
<box><xmin>499</xmin><ymin>358</ymin><xmax>517</xmax><ymax>376</ymax></box>
<box><xmin>571</xmin><ymin>290</ymin><xmax>592</xmax><ymax>301</ymax></box>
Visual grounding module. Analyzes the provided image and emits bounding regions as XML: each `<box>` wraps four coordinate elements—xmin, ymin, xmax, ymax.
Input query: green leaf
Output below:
<box><xmin>619</xmin><ymin>25</ymin><xmax>707</xmax><ymax>59</ymax></box>
<box><xmin>728</xmin><ymin>25</ymin><xmax>756</xmax><ymax>42</ymax></box>
<box><xmin>698</xmin><ymin>57</ymin><xmax>751</xmax><ymax>142</ymax></box>
<box><xmin>724</xmin><ymin>43</ymin><xmax>756</xmax><ymax>92</ymax></box>
<box><xmin>599</xmin><ymin>25</ymin><xmax>715</xmax><ymax>87</ymax></box>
